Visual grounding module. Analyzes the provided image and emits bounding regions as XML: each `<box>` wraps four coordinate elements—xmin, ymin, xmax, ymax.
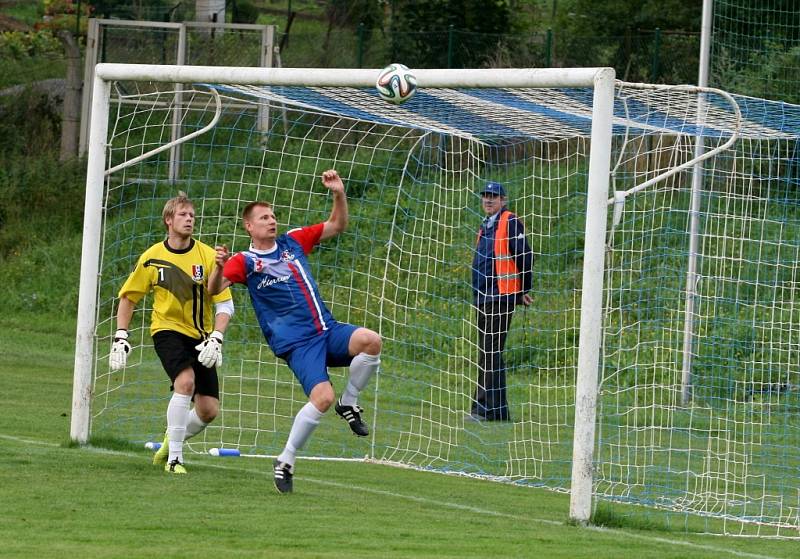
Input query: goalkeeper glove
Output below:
<box><xmin>109</xmin><ymin>329</ymin><xmax>131</xmax><ymax>371</ymax></box>
<box><xmin>195</xmin><ymin>330</ymin><xmax>224</xmax><ymax>368</ymax></box>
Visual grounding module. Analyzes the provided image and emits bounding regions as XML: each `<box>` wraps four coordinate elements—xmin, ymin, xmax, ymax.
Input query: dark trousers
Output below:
<box><xmin>471</xmin><ymin>299</ymin><xmax>516</xmax><ymax>420</ymax></box>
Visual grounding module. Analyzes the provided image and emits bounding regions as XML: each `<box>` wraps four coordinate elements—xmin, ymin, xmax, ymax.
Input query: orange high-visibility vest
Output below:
<box><xmin>476</xmin><ymin>210</ymin><xmax>521</xmax><ymax>294</ymax></box>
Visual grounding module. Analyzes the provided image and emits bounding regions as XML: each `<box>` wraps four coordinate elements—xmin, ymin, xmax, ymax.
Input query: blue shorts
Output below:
<box><xmin>284</xmin><ymin>322</ymin><xmax>358</xmax><ymax>395</ymax></box>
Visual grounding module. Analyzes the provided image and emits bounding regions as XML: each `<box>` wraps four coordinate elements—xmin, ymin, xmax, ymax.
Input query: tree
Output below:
<box><xmin>325</xmin><ymin>0</ymin><xmax>384</xmax><ymax>31</ymax></box>
<box><xmin>319</xmin><ymin>0</ymin><xmax>385</xmax><ymax>65</ymax></box>
<box><xmin>389</xmin><ymin>0</ymin><xmax>513</xmax><ymax>68</ymax></box>
<box><xmin>232</xmin><ymin>0</ymin><xmax>259</xmax><ymax>24</ymax></box>
<box><xmin>559</xmin><ymin>0</ymin><xmax>699</xmax><ymax>37</ymax></box>
<box><xmin>554</xmin><ymin>0</ymin><xmax>701</xmax><ymax>82</ymax></box>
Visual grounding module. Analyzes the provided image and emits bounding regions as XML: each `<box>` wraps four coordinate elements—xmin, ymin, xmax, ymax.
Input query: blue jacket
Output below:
<box><xmin>471</xmin><ymin>208</ymin><xmax>533</xmax><ymax>305</ymax></box>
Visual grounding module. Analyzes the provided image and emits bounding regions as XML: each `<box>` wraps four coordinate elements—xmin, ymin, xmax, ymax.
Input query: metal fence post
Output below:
<box><xmin>651</xmin><ymin>27</ymin><xmax>661</xmax><ymax>82</ymax></box>
<box><xmin>258</xmin><ymin>25</ymin><xmax>275</xmax><ymax>133</ymax></box>
<box><xmin>169</xmin><ymin>23</ymin><xmax>187</xmax><ymax>184</ymax></box>
<box><xmin>357</xmin><ymin>22</ymin><xmax>365</xmax><ymax>68</ymax></box>
<box><xmin>78</xmin><ymin>17</ymin><xmax>100</xmax><ymax>156</ymax></box>
<box><xmin>447</xmin><ymin>25</ymin><xmax>455</xmax><ymax>68</ymax></box>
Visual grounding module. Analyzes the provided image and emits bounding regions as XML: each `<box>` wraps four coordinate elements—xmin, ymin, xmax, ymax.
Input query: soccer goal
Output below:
<box><xmin>71</xmin><ymin>63</ymin><xmax>800</xmax><ymax>536</ymax></box>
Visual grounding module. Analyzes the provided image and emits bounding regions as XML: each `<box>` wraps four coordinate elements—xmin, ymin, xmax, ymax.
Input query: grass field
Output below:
<box><xmin>1</xmin><ymin>313</ymin><xmax>797</xmax><ymax>558</ymax></box>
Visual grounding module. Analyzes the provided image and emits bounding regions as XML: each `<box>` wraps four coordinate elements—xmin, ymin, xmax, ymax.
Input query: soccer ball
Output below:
<box><xmin>375</xmin><ymin>63</ymin><xmax>417</xmax><ymax>105</ymax></box>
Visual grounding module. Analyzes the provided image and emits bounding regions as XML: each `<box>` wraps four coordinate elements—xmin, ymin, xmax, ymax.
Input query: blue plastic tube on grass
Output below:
<box><xmin>209</xmin><ymin>448</ymin><xmax>240</xmax><ymax>457</ymax></box>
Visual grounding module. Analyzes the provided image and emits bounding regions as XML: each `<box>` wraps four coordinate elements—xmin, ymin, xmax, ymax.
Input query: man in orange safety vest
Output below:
<box><xmin>469</xmin><ymin>181</ymin><xmax>534</xmax><ymax>421</ymax></box>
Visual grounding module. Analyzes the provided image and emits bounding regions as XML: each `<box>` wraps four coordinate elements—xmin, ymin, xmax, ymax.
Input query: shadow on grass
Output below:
<box><xmin>591</xmin><ymin>503</ymin><xmax>676</xmax><ymax>533</ymax></box>
<box><xmin>63</xmin><ymin>435</ymin><xmax>144</xmax><ymax>453</ymax></box>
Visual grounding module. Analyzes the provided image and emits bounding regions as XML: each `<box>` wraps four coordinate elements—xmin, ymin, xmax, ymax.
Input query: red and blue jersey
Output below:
<box><xmin>223</xmin><ymin>223</ymin><xmax>335</xmax><ymax>355</ymax></box>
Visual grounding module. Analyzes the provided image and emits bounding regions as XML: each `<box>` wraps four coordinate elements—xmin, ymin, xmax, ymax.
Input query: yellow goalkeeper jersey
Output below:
<box><xmin>119</xmin><ymin>239</ymin><xmax>232</xmax><ymax>339</ymax></box>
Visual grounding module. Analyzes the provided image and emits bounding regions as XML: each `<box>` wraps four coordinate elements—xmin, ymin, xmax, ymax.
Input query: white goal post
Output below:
<box><xmin>71</xmin><ymin>63</ymin><xmax>615</xmax><ymax>524</ymax></box>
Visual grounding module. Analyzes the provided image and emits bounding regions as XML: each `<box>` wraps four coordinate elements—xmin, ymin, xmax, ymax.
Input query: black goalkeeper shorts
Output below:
<box><xmin>152</xmin><ymin>330</ymin><xmax>219</xmax><ymax>399</ymax></box>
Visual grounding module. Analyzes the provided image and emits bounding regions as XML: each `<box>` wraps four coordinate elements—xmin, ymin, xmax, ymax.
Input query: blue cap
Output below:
<box><xmin>480</xmin><ymin>182</ymin><xmax>506</xmax><ymax>197</ymax></box>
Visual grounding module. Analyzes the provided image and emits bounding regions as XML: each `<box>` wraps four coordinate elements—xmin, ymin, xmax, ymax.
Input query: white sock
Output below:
<box><xmin>184</xmin><ymin>408</ymin><xmax>208</xmax><ymax>440</ymax></box>
<box><xmin>166</xmin><ymin>392</ymin><xmax>191</xmax><ymax>463</ymax></box>
<box><xmin>277</xmin><ymin>402</ymin><xmax>324</xmax><ymax>466</ymax></box>
<box><xmin>340</xmin><ymin>353</ymin><xmax>380</xmax><ymax>407</ymax></box>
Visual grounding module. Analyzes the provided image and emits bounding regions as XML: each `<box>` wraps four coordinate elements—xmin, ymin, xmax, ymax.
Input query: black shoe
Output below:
<box><xmin>466</xmin><ymin>411</ymin><xmax>510</xmax><ymax>423</ymax></box>
<box><xmin>335</xmin><ymin>399</ymin><xmax>369</xmax><ymax>437</ymax></box>
<box><xmin>273</xmin><ymin>459</ymin><xmax>293</xmax><ymax>493</ymax></box>
<box><xmin>165</xmin><ymin>458</ymin><xmax>187</xmax><ymax>474</ymax></box>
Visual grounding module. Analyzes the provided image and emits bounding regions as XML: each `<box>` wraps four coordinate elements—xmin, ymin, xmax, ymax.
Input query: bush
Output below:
<box><xmin>0</xmin><ymin>153</ymin><xmax>86</xmax><ymax>256</ymax></box>
<box><xmin>232</xmin><ymin>0</ymin><xmax>259</xmax><ymax>24</ymax></box>
<box><xmin>0</xmin><ymin>89</ymin><xmax>61</xmax><ymax>156</ymax></box>
<box><xmin>715</xmin><ymin>41</ymin><xmax>800</xmax><ymax>104</ymax></box>
<box><xmin>0</xmin><ymin>89</ymin><xmax>86</xmax><ymax>260</ymax></box>
<box><xmin>0</xmin><ymin>145</ymin><xmax>85</xmax><ymax>313</ymax></box>
<box><xmin>0</xmin><ymin>30</ymin><xmax>61</xmax><ymax>60</ymax></box>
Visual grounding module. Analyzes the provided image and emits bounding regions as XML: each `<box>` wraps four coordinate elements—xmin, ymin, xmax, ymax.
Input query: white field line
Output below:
<box><xmin>0</xmin><ymin>433</ymin><xmax>788</xmax><ymax>559</ymax></box>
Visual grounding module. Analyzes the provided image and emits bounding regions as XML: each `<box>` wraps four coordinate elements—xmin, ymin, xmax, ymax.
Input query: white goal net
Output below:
<box><xmin>72</xmin><ymin>64</ymin><xmax>800</xmax><ymax>536</ymax></box>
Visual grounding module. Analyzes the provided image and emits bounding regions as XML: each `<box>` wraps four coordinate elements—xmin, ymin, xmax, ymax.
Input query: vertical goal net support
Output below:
<box><xmin>71</xmin><ymin>63</ymin><xmax>800</xmax><ymax>536</ymax></box>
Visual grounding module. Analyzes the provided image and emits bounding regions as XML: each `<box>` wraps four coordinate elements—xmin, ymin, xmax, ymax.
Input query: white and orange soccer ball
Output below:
<box><xmin>375</xmin><ymin>63</ymin><xmax>417</xmax><ymax>105</ymax></box>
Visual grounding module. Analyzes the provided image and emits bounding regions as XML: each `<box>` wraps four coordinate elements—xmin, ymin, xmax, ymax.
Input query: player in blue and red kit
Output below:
<box><xmin>209</xmin><ymin>169</ymin><xmax>382</xmax><ymax>493</ymax></box>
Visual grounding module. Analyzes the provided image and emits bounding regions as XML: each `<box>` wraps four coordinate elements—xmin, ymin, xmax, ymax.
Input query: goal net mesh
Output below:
<box><xmin>89</xmin><ymin>77</ymin><xmax>800</xmax><ymax>536</ymax></box>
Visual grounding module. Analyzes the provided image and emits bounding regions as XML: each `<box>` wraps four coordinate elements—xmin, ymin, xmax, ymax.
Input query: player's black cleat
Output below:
<box><xmin>165</xmin><ymin>458</ymin><xmax>187</xmax><ymax>474</ymax></box>
<box><xmin>273</xmin><ymin>459</ymin><xmax>293</xmax><ymax>494</ymax></box>
<box><xmin>334</xmin><ymin>399</ymin><xmax>369</xmax><ymax>437</ymax></box>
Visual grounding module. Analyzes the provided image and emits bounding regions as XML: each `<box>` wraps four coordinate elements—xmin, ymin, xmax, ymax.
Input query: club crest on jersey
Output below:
<box><xmin>280</xmin><ymin>250</ymin><xmax>295</xmax><ymax>262</ymax></box>
<box><xmin>191</xmin><ymin>264</ymin><xmax>204</xmax><ymax>282</ymax></box>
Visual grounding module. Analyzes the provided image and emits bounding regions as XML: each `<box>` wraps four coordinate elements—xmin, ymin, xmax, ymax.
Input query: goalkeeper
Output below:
<box><xmin>109</xmin><ymin>192</ymin><xmax>234</xmax><ymax>474</ymax></box>
<box><xmin>208</xmin><ymin>169</ymin><xmax>382</xmax><ymax>494</ymax></box>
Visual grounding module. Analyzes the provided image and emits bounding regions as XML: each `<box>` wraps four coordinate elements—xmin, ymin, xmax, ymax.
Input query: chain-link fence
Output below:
<box><xmin>93</xmin><ymin>21</ymin><xmax>269</xmax><ymax>67</ymax></box>
<box><xmin>0</xmin><ymin>25</ymin><xmax>701</xmax><ymax>91</ymax></box>
<box><xmin>276</xmin><ymin>26</ymin><xmax>701</xmax><ymax>86</ymax></box>
<box><xmin>711</xmin><ymin>0</ymin><xmax>800</xmax><ymax>104</ymax></box>
<box><xmin>4</xmin><ymin>4</ymin><xmax>799</xmax><ymax>101</ymax></box>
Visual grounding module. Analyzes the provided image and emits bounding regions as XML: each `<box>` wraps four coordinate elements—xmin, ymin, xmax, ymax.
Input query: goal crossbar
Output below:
<box><xmin>93</xmin><ymin>63</ymin><xmax>607</xmax><ymax>89</ymax></box>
